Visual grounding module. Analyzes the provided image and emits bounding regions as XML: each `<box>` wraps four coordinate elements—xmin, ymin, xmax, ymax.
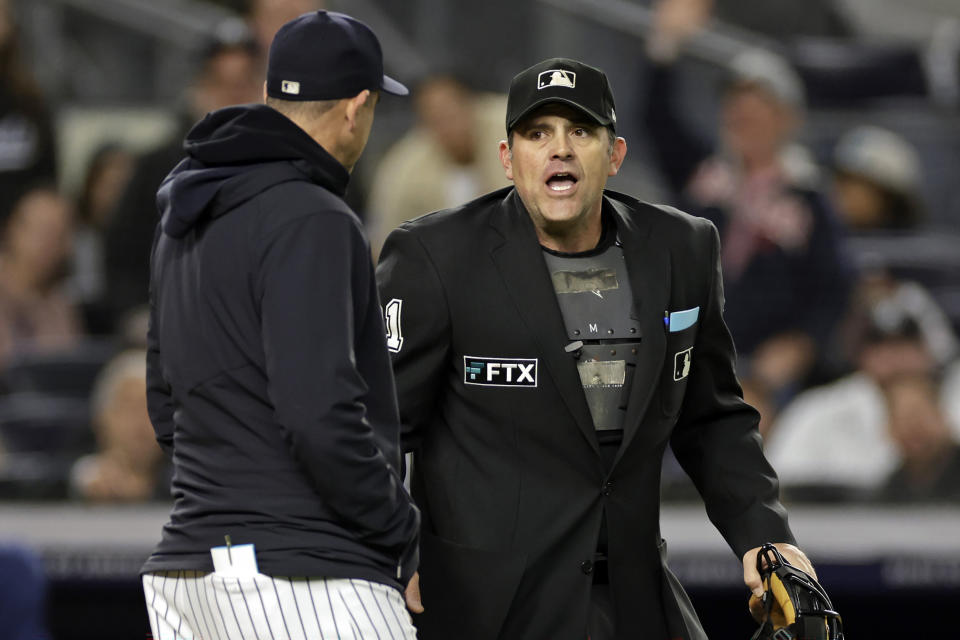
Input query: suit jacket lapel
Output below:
<box><xmin>487</xmin><ymin>190</ymin><xmax>600</xmax><ymax>455</ymax></box>
<box><xmin>610</xmin><ymin>198</ymin><xmax>670</xmax><ymax>468</ymax></box>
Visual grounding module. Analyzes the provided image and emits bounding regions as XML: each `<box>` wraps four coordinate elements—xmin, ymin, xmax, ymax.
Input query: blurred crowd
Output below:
<box><xmin>648</xmin><ymin>0</ymin><xmax>960</xmax><ymax>505</ymax></box>
<box><xmin>0</xmin><ymin>0</ymin><xmax>959</xmax><ymax>513</ymax></box>
<box><xmin>0</xmin><ymin>0</ymin><xmax>294</xmax><ymax>502</ymax></box>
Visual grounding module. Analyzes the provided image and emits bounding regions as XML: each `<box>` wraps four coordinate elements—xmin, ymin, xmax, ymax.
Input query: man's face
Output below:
<box><xmin>721</xmin><ymin>85</ymin><xmax>795</xmax><ymax>166</ymax></box>
<box><xmin>7</xmin><ymin>189</ymin><xmax>74</xmax><ymax>286</ymax></box>
<box><xmin>99</xmin><ymin>376</ymin><xmax>158</xmax><ymax>468</ymax></box>
<box><xmin>499</xmin><ymin>104</ymin><xmax>625</xmax><ymax>239</ymax></box>
<box><xmin>194</xmin><ymin>48</ymin><xmax>262</xmax><ymax>117</ymax></box>
<box><xmin>416</xmin><ymin>78</ymin><xmax>475</xmax><ymax>165</ymax></box>
<box><xmin>858</xmin><ymin>337</ymin><xmax>933</xmax><ymax>384</ymax></box>
<box><xmin>832</xmin><ymin>173</ymin><xmax>888</xmax><ymax>230</ymax></box>
<box><xmin>251</xmin><ymin>0</ymin><xmax>323</xmax><ymax>56</ymax></box>
<box><xmin>886</xmin><ymin>377</ymin><xmax>950</xmax><ymax>464</ymax></box>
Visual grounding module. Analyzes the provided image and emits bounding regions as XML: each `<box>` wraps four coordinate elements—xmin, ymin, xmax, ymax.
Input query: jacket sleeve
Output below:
<box><xmin>376</xmin><ymin>224</ymin><xmax>451</xmax><ymax>454</ymax></box>
<box><xmin>258</xmin><ymin>212</ymin><xmax>418</xmax><ymax>553</ymax></box>
<box><xmin>146</xmin><ymin>226</ymin><xmax>175</xmax><ymax>455</ymax></box>
<box><xmin>670</xmin><ymin>221</ymin><xmax>795</xmax><ymax>558</ymax></box>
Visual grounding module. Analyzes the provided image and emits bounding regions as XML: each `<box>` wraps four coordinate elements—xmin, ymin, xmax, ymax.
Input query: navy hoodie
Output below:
<box><xmin>141</xmin><ymin>103</ymin><xmax>420</xmax><ymax>589</ymax></box>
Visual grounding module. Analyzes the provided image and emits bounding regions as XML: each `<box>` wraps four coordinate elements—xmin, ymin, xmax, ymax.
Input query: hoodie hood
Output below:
<box><xmin>157</xmin><ymin>103</ymin><xmax>350</xmax><ymax>238</ymax></box>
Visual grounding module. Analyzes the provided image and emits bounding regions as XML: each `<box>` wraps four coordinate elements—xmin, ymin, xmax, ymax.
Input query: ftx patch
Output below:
<box><xmin>464</xmin><ymin>356</ymin><xmax>538</xmax><ymax>387</ymax></box>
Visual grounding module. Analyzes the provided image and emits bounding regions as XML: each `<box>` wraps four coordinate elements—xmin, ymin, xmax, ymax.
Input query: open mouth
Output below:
<box><xmin>546</xmin><ymin>172</ymin><xmax>578</xmax><ymax>192</ymax></box>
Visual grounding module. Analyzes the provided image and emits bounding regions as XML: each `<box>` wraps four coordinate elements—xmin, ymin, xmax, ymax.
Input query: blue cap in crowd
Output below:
<box><xmin>266</xmin><ymin>11</ymin><xmax>408</xmax><ymax>101</ymax></box>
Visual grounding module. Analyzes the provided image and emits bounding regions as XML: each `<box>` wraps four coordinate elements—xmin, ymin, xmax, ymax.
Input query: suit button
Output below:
<box><xmin>602</xmin><ymin>482</ymin><xmax>613</xmax><ymax>496</ymax></box>
<box><xmin>580</xmin><ymin>560</ymin><xmax>594</xmax><ymax>575</ymax></box>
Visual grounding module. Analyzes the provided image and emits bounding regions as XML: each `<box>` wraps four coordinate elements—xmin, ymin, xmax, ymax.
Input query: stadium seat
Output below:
<box><xmin>1</xmin><ymin>339</ymin><xmax>119</xmax><ymax>398</ymax></box>
<box><xmin>0</xmin><ymin>393</ymin><xmax>93</xmax><ymax>500</ymax></box>
<box><xmin>0</xmin><ymin>393</ymin><xmax>92</xmax><ymax>454</ymax></box>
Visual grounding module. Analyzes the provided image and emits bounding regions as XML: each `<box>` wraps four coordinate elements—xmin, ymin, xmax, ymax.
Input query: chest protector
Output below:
<box><xmin>543</xmin><ymin>242</ymin><xmax>641</xmax><ymax>431</ymax></box>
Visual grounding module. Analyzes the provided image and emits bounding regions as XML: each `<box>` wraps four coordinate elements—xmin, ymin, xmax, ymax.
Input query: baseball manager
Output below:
<box><xmin>142</xmin><ymin>11</ymin><xmax>420</xmax><ymax>640</ymax></box>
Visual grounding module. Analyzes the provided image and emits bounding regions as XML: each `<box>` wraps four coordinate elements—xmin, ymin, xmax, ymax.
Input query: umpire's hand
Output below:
<box><xmin>742</xmin><ymin>543</ymin><xmax>817</xmax><ymax>598</ymax></box>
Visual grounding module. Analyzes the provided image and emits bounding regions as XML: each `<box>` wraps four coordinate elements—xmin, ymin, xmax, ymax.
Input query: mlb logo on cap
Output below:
<box><xmin>281</xmin><ymin>80</ymin><xmax>300</xmax><ymax>95</ymax></box>
<box><xmin>538</xmin><ymin>70</ymin><xmax>576</xmax><ymax>90</ymax></box>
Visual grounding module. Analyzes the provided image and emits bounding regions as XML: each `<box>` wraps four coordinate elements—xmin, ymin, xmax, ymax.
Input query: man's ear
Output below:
<box><xmin>608</xmin><ymin>137</ymin><xmax>627</xmax><ymax>176</ymax></box>
<box><xmin>498</xmin><ymin>140</ymin><xmax>514</xmax><ymax>181</ymax></box>
<box><xmin>344</xmin><ymin>89</ymin><xmax>372</xmax><ymax>130</ymax></box>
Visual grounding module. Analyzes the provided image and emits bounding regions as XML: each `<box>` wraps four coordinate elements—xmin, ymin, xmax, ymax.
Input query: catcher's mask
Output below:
<box><xmin>749</xmin><ymin>543</ymin><xmax>844</xmax><ymax>640</ymax></box>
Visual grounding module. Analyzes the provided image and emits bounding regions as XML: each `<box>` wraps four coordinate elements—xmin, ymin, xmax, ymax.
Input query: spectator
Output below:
<box><xmin>70</xmin><ymin>349</ymin><xmax>168</xmax><ymax>502</ymax></box>
<box><xmin>0</xmin><ymin>0</ymin><xmax>57</xmax><ymax>223</ymax></box>
<box><xmin>68</xmin><ymin>143</ymin><xmax>134</xmax><ymax>334</ymax></box>
<box><xmin>0</xmin><ymin>187</ymin><xmax>81</xmax><ymax>370</ymax></box>
<box><xmin>76</xmin><ymin>144</ymin><xmax>134</xmax><ymax>233</ymax></box>
<box><xmin>100</xmin><ymin>24</ymin><xmax>260</xmax><ymax>333</ymax></box>
<box><xmin>831</xmin><ymin>125</ymin><xmax>924</xmax><ymax>232</ymax></box>
<box><xmin>876</xmin><ymin>372</ymin><xmax>960</xmax><ymax>503</ymax></box>
<box><xmin>242</xmin><ymin>0</ymin><xmax>325</xmax><ymax>64</ymax></box>
<box><xmin>643</xmin><ymin>0</ymin><xmax>853</xmax><ymax>430</ymax></box>
<box><xmin>852</xmin><ymin>268</ymin><xmax>958</xmax><ymax>366</ymax></box>
<box><xmin>367</xmin><ymin>74</ymin><xmax>509</xmax><ymax>255</ymax></box>
<box><xmin>765</xmin><ymin>277</ymin><xmax>960</xmax><ymax>500</ymax></box>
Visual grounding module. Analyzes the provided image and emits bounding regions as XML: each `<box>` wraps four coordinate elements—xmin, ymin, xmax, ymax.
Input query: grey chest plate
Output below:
<box><xmin>542</xmin><ymin>243</ymin><xmax>641</xmax><ymax>341</ymax></box>
<box><xmin>575</xmin><ymin>343</ymin><xmax>641</xmax><ymax>431</ymax></box>
<box><xmin>544</xmin><ymin>243</ymin><xmax>642</xmax><ymax>431</ymax></box>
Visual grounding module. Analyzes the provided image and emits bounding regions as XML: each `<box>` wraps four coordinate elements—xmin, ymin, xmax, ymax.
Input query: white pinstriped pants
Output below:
<box><xmin>143</xmin><ymin>571</ymin><xmax>418</xmax><ymax>640</ymax></box>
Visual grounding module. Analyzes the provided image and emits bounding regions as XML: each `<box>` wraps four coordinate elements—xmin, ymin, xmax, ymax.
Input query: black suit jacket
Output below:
<box><xmin>377</xmin><ymin>187</ymin><xmax>794</xmax><ymax>640</ymax></box>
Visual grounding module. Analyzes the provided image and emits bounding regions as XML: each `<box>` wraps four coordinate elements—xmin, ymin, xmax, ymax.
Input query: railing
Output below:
<box><xmin>535</xmin><ymin>0</ymin><xmax>780</xmax><ymax>66</ymax></box>
<box><xmin>18</xmin><ymin>0</ymin><xmax>233</xmax><ymax>103</ymax></box>
<box><xmin>15</xmin><ymin>0</ymin><xmax>426</xmax><ymax>103</ymax></box>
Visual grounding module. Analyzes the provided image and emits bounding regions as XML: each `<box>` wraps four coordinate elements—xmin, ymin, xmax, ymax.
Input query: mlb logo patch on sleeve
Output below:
<box><xmin>464</xmin><ymin>356</ymin><xmax>538</xmax><ymax>387</ymax></box>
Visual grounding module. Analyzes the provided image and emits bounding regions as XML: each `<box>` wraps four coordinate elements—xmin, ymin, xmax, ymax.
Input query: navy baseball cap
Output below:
<box><xmin>506</xmin><ymin>58</ymin><xmax>616</xmax><ymax>133</ymax></box>
<box><xmin>266</xmin><ymin>11</ymin><xmax>408</xmax><ymax>101</ymax></box>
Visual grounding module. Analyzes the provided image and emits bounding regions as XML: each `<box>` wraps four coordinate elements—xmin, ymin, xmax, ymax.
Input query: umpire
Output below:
<box><xmin>377</xmin><ymin>58</ymin><xmax>815</xmax><ymax>640</ymax></box>
<box><xmin>142</xmin><ymin>11</ymin><xmax>420</xmax><ymax>639</ymax></box>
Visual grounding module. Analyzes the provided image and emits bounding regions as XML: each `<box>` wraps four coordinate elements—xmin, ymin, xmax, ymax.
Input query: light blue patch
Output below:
<box><xmin>669</xmin><ymin>306</ymin><xmax>700</xmax><ymax>332</ymax></box>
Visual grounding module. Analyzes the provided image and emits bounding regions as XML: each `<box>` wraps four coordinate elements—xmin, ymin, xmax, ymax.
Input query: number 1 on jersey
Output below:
<box><xmin>384</xmin><ymin>298</ymin><xmax>403</xmax><ymax>353</ymax></box>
